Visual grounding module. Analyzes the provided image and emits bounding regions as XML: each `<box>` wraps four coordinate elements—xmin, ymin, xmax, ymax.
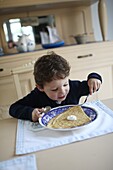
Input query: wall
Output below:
<box><xmin>91</xmin><ymin>0</ymin><xmax>113</xmax><ymax>41</ymax></box>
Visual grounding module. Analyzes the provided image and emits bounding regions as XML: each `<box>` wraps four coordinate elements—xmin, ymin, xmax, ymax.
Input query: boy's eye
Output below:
<box><xmin>64</xmin><ymin>83</ymin><xmax>68</xmax><ymax>86</ymax></box>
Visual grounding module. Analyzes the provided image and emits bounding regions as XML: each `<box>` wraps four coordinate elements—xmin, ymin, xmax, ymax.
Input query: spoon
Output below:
<box><xmin>43</xmin><ymin>106</ymin><xmax>51</xmax><ymax>114</ymax></box>
<box><xmin>31</xmin><ymin>106</ymin><xmax>51</xmax><ymax>129</ymax></box>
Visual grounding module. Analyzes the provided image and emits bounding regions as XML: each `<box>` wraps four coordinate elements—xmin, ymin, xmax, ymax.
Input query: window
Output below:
<box><xmin>3</xmin><ymin>18</ymin><xmax>34</xmax><ymax>42</ymax></box>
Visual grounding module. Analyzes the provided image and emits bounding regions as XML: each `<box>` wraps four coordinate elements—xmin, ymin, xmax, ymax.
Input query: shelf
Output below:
<box><xmin>0</xmin><ymin>0</ymin><xmax>98</xmax><ymax>15</ymax></box>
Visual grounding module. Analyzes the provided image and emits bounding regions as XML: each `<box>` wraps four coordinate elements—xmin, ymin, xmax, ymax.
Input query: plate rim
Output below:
<box><xmin>39</xmin><ymin>105</ymin><xmax>98</xmax><ymax>131</ymax></box>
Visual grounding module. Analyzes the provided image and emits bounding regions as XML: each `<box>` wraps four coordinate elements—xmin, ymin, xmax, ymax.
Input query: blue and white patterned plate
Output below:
<box><xmin>39</xmin><ymin>105</ymin><xmax>97</xmax><ymax>131</ymax></box>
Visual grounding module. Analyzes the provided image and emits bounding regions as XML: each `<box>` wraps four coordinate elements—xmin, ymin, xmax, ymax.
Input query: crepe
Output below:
<box><xmin>47</xmin><ymin>106</ymin><xmax>91</xmax><ymax>129</ymax></box>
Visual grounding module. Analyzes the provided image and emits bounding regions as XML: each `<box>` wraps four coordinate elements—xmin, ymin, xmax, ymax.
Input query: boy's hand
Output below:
<box><xmin>88</xmin><ymin>78</ymin><xmax>102</xmax><ymax>95</ymax></box>
<box><xmin>32</xmin><ymin>108</ymin><xmax>45</xmax><ymax>122</ymax></box>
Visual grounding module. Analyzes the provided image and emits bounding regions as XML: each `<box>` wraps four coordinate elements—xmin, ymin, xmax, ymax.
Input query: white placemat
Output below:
<box><xmin>0</xmin><ymin>154</ymin><xmax>37</xmax><ymax>170</ymax></box>
<box><xmin>16</xmin><ymin>100</ymin><xmax>113</xmax><ymax>155</ymax></box>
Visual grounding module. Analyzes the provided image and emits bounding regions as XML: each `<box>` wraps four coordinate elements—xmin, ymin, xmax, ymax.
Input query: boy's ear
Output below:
<box><xmin>36</xmin><ymin>84</ymin><xmax>44</xmax><ymax>92</ymax></box>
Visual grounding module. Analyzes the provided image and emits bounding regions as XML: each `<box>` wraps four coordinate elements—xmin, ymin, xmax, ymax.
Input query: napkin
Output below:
<box><xmin>16</xmin><ymin>100</ymin><xmax>113</xmax><ymax>155</ymax></box>
<box><xmin>0</xmin><ymin>154</ymin><xmax>37</xmax><ymax>170</ymax></box>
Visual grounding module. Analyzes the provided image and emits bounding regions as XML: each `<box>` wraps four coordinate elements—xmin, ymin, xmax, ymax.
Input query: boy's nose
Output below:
<box><xmin>59</xmin><ymin>87</ymin><xmax>65</xmax><ymax>94</ymax></box>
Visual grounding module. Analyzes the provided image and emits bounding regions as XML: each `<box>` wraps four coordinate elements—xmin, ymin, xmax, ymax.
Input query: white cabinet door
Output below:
<box><xmin>69</xmin><ymin>65</ymin><xmax>113</xmax><ymax>101</ymax></box>
<box><xmin>0</xmin><ymin>68</ymin><xmax>35</xmax><ymax>105</ymax></box>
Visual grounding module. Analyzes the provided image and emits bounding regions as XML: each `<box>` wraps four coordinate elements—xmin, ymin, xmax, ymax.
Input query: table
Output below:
<box><xmin>0</xmin><ymin>98</ymin><xmax>113</xmax><ymax>170</ymax></box>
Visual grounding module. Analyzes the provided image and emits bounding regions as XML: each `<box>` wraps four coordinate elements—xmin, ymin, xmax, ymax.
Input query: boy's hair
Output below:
<box><xmin>34</xmin><ymin>51</ymin><xmax>70</xmax><ymax>88</ymax></box>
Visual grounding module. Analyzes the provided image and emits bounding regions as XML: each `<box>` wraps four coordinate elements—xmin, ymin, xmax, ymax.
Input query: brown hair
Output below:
<box><xmin>34</xmin><ymin>51</ymin><xmax>70</xmax><ymax>88</ymax></box>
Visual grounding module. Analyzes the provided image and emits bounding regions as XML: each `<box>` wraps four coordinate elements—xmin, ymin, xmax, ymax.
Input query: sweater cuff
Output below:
<box><xmin>87</xmin><ymin>72</ymin><xmax>102</xmax><ymax>83</ymax></box>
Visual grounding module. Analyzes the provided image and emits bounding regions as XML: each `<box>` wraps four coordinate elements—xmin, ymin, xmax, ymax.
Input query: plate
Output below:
<box><xmin>42</xmin><ymin>41</ymin><xmax>65</xmax><ymax>49</ymax></box>
<box><xmin>39</xmin><ymin>105</ymin><xmax>97</xmax><ymax>131</ymax></box>
<box><xmin>28</xmin><ymin>122</ymin><xmax>45</xmax><ymax>132</ymax></box>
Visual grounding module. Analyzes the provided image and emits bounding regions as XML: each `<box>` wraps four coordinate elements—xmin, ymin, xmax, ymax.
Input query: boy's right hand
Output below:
<box><xmin>32</xmin><ymin>108</ymin><xmax>44</xmax><ymax>122</ymax></box>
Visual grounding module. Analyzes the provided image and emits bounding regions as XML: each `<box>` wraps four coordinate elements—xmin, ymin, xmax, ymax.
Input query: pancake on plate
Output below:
<box><xmin>47</xmin><ymin>106</ymin><xmax>91</xmax><ymax>129</ymax></box>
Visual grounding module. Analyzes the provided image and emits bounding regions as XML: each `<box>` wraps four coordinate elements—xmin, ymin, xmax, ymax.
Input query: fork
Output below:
<box><xmin>79</xmin><ymin>94</ymin><xmax>90</xmax><ymax>106</ymax></box>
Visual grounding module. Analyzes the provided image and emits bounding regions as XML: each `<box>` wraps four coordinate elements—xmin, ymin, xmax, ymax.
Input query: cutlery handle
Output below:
<box><xmin>77</xmin><ymin>54</ymin><xmax>93</xmax><ymax>59</ymax></box>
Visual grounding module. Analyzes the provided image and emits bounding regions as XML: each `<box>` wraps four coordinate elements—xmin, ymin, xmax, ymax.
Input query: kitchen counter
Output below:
<box><xmin>0</xmin><ymin>98</ymin><xmax>113</xmax><ymax>170</ymax></box>
<box><xmin>0</xmin><ymin>41</ymin><xmax>106</xmax><ymax>58</ymax></box>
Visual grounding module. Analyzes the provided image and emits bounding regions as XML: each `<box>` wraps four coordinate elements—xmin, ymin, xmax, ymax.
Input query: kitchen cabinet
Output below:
<box><xmin>0</xmin><ymin>65</ymin><xmax>35</xmax><ymax>119</ymax></box>
<box><xmin>0</xmin><ymin>0</ymin><xmax>108</xmax><ymax>55</ymax></box>
<box><xmin>0</xmin><ymin>4</ymin><xmax>94</xmax><ymax>54</ymax></box>
<box><xmin>0</xmin><ymin>0</ymin><xmax>98</xmax><ymax>9</ymax></box>
<box><xmin>0</xmin><ymin>41</ymin><xmax>113</xmax><ymax>107</ymax></box>
<box><xmin>0</xmin><ymin>65</ymin><xmax>35</xmax><ymax>105</ymax></box>
<box><xmin>72</xmin><ymin>66</ymin><xmax>113</xmax><ymax>102</ymax></box>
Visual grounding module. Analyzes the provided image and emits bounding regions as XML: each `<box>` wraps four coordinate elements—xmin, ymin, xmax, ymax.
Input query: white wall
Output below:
<box><xmin>106</xmin><ymin>0</ymin><xmax>113</xmax><ymax>40</ymax></box>
<box><xmin>91</xmin><ymin>0</ymin><xmax>113</xmax><ymax>41</ymax></box>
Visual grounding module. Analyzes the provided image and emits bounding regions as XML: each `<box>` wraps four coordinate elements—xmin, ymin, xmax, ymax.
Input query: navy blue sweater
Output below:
<box><xmin>9</xmin><ymin>73</ymin><xmax>102</xmax><ymax>121</ymax></box>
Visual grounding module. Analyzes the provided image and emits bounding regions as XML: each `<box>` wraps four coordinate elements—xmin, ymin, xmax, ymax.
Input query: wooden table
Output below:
<box><xmin>0</xmin><ymin>98</ymin><xmax>113</xmax><ymax>170</ymax></box>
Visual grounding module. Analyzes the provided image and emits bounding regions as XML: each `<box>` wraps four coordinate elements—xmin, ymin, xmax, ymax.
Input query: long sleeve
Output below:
<box><xmin>87</xmin><ymin>72</ymin><xmax>102</xmax><ymax>83</ymax></box>
<box><xmin>9</xmin><ymin>88</ymin><xmax>49</xmax><ymax>121</ymax></box>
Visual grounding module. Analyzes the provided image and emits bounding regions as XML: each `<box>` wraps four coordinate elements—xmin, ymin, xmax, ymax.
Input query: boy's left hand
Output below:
<box><xmin>88</xmin><ymin>78</ymin><xmax>102</xmax><ymax>95</ymax></box>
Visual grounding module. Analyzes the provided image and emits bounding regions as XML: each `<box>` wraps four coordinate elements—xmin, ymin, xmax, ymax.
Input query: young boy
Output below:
<box><xmin>9</xmin><ymin>52</ymin><xmax>102</xmax><ymax>122</ymax></box>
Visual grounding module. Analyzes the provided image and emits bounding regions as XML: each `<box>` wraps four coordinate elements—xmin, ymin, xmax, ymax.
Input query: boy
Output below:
<box><xmin>9</xmin><ymin>52</ymin><xmax>102</xmax><ymax>122</ymax></box>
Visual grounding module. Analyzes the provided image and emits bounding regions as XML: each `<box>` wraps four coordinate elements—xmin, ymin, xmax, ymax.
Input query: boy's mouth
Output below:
<box><xmin>58</xmin><ymin>95</ymin><xmax>66</xmax><ymax>100</ymax></box>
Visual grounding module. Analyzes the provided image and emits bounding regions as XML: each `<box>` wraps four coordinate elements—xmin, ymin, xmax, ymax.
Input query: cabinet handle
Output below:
<box><xmin>0</xmin><ymin>68</ymin><xmax>3</xmax><ymax>72</ymax></box>
<box><xmin>77</xmin><ymin>54</ymin><xmax>93</xmax><ymax>59</ymax></box>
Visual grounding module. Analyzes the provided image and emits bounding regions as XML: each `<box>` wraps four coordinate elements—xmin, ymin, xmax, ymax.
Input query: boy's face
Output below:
<box><xmin>38</xmin><ymin>77</ymin><xmax>70</xmax><ymax>102</ymax></box>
